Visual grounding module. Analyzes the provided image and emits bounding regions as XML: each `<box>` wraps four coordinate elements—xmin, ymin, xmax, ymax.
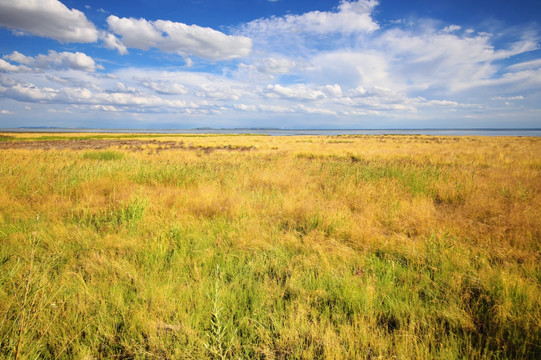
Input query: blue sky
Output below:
<box><xmin>0</xmin><ymin>0</ymin><xmax>540</xmax><ymax>129</ymax></box>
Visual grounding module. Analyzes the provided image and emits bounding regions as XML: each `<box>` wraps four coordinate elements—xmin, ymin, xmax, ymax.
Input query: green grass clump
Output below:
<box><xmin>0</xmin><ymin>135</ymin><xmax>15</xmax><ymax>142</ymax></box>
<box><xmin>82</xmin><ymin>151</ymin><xmax>124</xmax><ymax>161</ymax></box>
<box><xmin>71</xmin><ymin>196</ymin><xmax>147</xmax><ymax>231</ymax></box>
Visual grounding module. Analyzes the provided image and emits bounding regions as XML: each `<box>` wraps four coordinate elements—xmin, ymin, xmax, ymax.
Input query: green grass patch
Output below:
<box><xmin>71</xmin><ymin>196</ymin><xmax>147</xmax><ymax>231</ymax></box>
<box><xmin>82</xmin><ymin>151</ymin><xmax>125</xmax><ymax>161</ymax></box>
<box><xmin>0</xmin><ymin>135</ymin><xmax>16</xmax><ymax>142</ymax></box>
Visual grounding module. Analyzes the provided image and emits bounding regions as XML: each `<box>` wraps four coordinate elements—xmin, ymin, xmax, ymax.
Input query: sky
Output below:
<box><xmin>0</xmin><ymin>0</ymin><xmax>540</xmax><ymax>129</ymax></box>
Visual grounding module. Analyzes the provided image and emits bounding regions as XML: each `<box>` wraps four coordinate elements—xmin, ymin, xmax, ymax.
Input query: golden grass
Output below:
<box><xmin>0</xmin><ymin>133</ymin><xmax>540</xmax><ymax>359</ymax></box>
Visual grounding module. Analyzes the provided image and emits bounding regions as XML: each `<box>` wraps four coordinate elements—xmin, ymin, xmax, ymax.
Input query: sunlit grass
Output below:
<box><xmin>0</xmin><ymin>133</ymin><xmax>540</xmax><ymax>359</ymax></box>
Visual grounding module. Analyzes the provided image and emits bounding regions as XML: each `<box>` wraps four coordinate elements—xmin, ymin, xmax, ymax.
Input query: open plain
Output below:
<box><xmin>0</xmin><ymin>133</ymin><xmax>540</xmax><ymax>359</ymax></box>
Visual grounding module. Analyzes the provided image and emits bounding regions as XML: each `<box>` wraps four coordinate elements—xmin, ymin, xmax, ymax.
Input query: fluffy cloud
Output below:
<box><xmin>442</xmin><ymin>25</ymin><xmax>461</xmax><ymax>33</ymax></box>
<box><xmin>5</xmin><ymin>50</ymin><xmax>100</xmax><ymax>72</ymax></box>
<box><xmin>0</xmin><ymin>0</ymin><xmax>98</xmax><ymax>43</ymax></box>
<box><xmin>256</xmin><ymin>58</ymin><xmax>296</xmax><ymax>74</ymax></box>
<box><xmin>244</xmin><ymin>0</ymin><xmax>379</xmax><ymax>36</ymax></box>
<box><xmin>306</xmin><ymin>51</ymin><xmax>392</xmax><ymax>89</ymax></box>
<box><xmin>136</xmin><ymin>78</ymin><xmax>188</xmax><ymax>95</ymax></box>
<box><xmin>0</xmin><ymin>59</ymin><xmax>30</xmax><ymax>72</ymax></box>
<box><xmin>2</xmin><ymin>81</ymin><xmax>59</xmax><ymax>102</ymax></box>
<box><xmin>377</xmin><ymin>28</ymin><xmax>538</xmax><ymax>92</ymax></box>
<box><xmin>107</xmin><ymin>15</ymin><xmax>252</xmax><ymax>61</ymax></box>
<box><xmin>266</xmin><ymin>84</ymin><xmax>327</xmax><ymax>100</ymax></box>
<box><xmin>100</xmin><ymin>32</ymin><xmax>128</xmax><ymax>55</ymax></box>
<box><xmin>0</xmin><ymin>77</ymin><xmax>198</xmax><ymax>111</ymax></box>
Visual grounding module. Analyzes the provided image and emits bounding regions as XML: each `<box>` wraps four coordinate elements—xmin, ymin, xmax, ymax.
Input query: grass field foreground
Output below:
<box><xmin>0</xmin><ymin>133</ymin><xmax>540</xmax><ymax>359</ymax></box>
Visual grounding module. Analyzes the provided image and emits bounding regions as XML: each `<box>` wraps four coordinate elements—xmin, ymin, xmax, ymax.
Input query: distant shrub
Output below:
<box><xmin>82</xmin><ymin>151</ymin><xmax>124</xmax><ymax>161</ymax></box>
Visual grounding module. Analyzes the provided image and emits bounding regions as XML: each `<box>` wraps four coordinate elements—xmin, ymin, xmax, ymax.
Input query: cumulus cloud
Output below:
<box><xmin>4</xmin><ymin>50</ymin><xmax>101</xmax><ymax>72</ymax></box>
<box><xmin>106</xmin><ymin>15</ymin><xmax>252</xmax><ymax>60</ymax></box>
<box><xmin>264</xmin><ymin>83</ymin><xmax>342</xmax><ymax>101</ymax></box>
<box><xmin>1</xmin><ymin>81</ymin><xmax>59</xmax><ymax>102</ymax></box>
<box><xmin>243</xmin><ymin>0</ymin><xmax>379</xmax><ymax>36</ymax></box>
<box><xmin>442</xmin><ymin>25</ymin><xmax>461</xmax><ymax>33</ymax></box>
<box><xmin>0</xmin><ymin>77</ymin><xmax>195</xmax><ymax>110</ymax></box>
<box><xmin>196</xmin><ymin>85</ymin><xmax>244</xmax><ymax>100</ymax></box>
<box><xmin>0</xmin><ymin>0</ymin><xmax>98</xmax><ymax>43</ymax></box>
<box><xmin>256</xmin><ymin>58</ymin><xmax>296</xmax><ymax>74</ymax></box>
<box><xmin>106</xmin><ymin>82</ymin><xmax>142</xmax><ymax>95</ymax></box>
<box><xmin>0</xmin><ymin>59</ymin><xmax>30</xmax><ymax>72</ymax></box>
<box><xmin>100</xmin><ymin>32</ymin><xmax>128</xmax><ymax>55</ymax></box>
<box><xmin>296</xmin><ymin>104</ymin><xmax>337</xmax><ymax>115</ymax></box>
<box><xmin>136</xmin><ymin>78</ymin><xmax>188</xmax><ymax>95</ymax></box>
<box><xmin>306</xmin><ymin>51</ymin><xmax>392</xmax><ymax>89</ymax></box>
<box><xmin>266</xmin><ymin>84</ymin><xmax>327</xmax><ymax>100</ymax></box>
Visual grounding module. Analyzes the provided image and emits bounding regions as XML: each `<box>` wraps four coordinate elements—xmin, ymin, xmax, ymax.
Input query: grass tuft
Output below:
<box><xmin>82</xmin><ymin>151</ymin><xmax>124</xmax><ymax>161</ymax></box>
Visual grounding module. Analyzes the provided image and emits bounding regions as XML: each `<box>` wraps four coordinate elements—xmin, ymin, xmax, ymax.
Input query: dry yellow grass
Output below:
<box><xmin>0</xmin><ymin>133</ymin><xmax>540</xmax><ymax>359</ymax></box>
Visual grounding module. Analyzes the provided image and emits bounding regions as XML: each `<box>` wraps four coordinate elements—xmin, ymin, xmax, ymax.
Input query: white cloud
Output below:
<box><xmin>296</xmin><ymin>104</ymin><xmax>337</xmax><ymax>115</ymax></box>
<box><xmin>100</xmin><ymin>32</ymin><xmax>128</xmax><ymax>55</ymax></box>
<box><xmin>266</xmin><ymin>84</ymin><xmax>327</xmax><ymax>100</ymax></box>
<box><xmin>136</xmin><ymin>78</ymin><xmax>188</xmax><ymax>95</ymax></box>
<box><xmin>1</xmin><ymin>109</ymin><xmax>13</xmax><ymax>114</ymax></box>
<box><xmin>90</xmin><ymin>105</ymin><xmax>120</xmax><ymax>112</ymax></box>
<box><xmin>425</xmin><ymin>99</ymin><xmax>459</xmax><ymax>106</ymax></box>
<box><xmin>0</xmin><ymin>0</ymin><xmax>98</xmax><ymax>43</ymax></box>
<box><xmin>196</xmin><ymin>85</ymin><xmax>243</xmax><ymax>100</ymax></box>
<box><xmin>442</xmin><ymin>25</ymin><xmax>461</xmax><ymax>33</ymax></box>
<box><xmin>0</xmin><ymin>59</ymin><xmax>30</xmax><ymax>72</ymax></box>
<box><xmin>322</xmin><ymin>84</ymin><xmax>343</xmax><ymax>97</ymax></box>
<box><xmin>2</xmin><ymin>81</ymin><xmax>59</xmax><ymax>102</ymax></box>
<box><xmin>377</xmin><ymin>27</ymin><xmax>539</xmax><ymax>92</ymax></box>
<box><xmin>1</xmin><ymin>82</ymin><xmax>185</xmax><ymax>110</ymax></box>
<box><xmin>106</xmin><ymin>82</ymin><xmax>141</xmax><ymax>95</ymax></box>
<box><xmin>106</xmin><ymin>15</ymin><xmax>252</xmax><ymax>61</ymax></box>
<box><xmin>243</xmin><ymin>0</ymin><xmax>379</xmax><ymax>36</ymax></box>
<box><xmin>491</xmin><ymin>96</ymin><xmax>524</xmax><ymax>100</ymax></box>
<box><xmin>256</xmin><ymin>58</ymin><xmax>296</xmax><ymax>74</ymax></box>
<box><xmin>5</xmin><ymin>50</ymin><xmax>100</xmax><ymax>72</ymax></box>
<box><xmin>306</xmin><ymin>51</ymin><xmax>392</xmax><ymax>89</ymax></box>
<box><xmin>507</xmin><ymin>58</ymin><xmax>541</xmax><ymax>71</ymax></box>
<box><xmin>114</xmin><ymin>68</ymin><xmax>254</xmax><ymax>101</ymax></box>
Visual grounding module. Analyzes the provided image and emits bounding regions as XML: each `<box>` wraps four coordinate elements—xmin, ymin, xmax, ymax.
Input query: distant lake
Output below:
<box><xmin>3</xmin><ymin>128</ymin><xmax>541</xmax><ymax>137</ymax></box>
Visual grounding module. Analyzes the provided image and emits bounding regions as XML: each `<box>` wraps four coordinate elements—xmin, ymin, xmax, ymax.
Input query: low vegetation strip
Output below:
<box><xmin>0</xmin><ymin>133</ymin><xmax>539</xmax><ymax>359</ymax></box>
<box><xmin>0</xmin><ymin>139</ymin><xmax>255</xmax><ymax>152</ymax></box>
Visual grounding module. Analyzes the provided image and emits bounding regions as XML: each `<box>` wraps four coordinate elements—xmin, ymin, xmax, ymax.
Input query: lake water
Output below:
<box><xmin>3</xmin><ymin>128</ymin><xmax>541</xmax><ymax>137</ymax></box>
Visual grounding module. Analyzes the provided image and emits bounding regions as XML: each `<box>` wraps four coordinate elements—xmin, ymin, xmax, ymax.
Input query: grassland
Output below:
<box><xmin>0</xmin><ymin>133</ymin><xmax>540</xmax><ymax>359</ymax></box>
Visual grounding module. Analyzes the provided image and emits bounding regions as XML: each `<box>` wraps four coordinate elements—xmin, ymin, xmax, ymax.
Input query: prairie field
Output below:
<box><xmin>0</xmin><ymin>132</ymin><xmax>540</xmax><ymax>359</ymax></box>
